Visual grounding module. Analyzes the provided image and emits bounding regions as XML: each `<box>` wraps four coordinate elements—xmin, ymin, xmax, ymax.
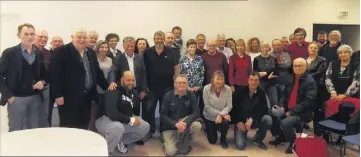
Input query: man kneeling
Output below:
<box><xmin>95</xmin><ymin>71</ymin><xmax>150</xmax><ymax>156</ymax></box>
<box><xmin>231</xmin><ymin>72</ymin><xmax>273</xmax><ymax>150</ymax></box>
<box><xmin>160</xmin><ymin>75</ymin><xmax>202</xmax><ymax>156</ymax></box>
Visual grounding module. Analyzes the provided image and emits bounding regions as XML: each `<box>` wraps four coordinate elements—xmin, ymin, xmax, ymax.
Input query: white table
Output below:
<box><xmin>0</xmin><ymin>127</ymin><xmax>108</xmax><ymax>156</ymax></box>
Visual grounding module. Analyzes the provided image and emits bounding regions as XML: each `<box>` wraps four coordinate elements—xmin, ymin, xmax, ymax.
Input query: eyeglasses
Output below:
<box><xmin>293</xmin><ymin>64</ymin><xmax>305</xmax><ymax>68</ymax></box>
<box><xmin>175</xmin><ymin>82</ymin><xmax>187</xmax><ymax>85</ymax></box>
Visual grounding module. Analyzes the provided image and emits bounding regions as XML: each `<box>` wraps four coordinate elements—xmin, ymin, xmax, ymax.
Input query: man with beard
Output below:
<box><xmin>95</xmin><ymin>71</ymin><xmax>149</xmax><ymax>155</ymax></box>
<box><xmin>319</xmin><ymin>30</ymin><xmax>342</xmax><ymax>64</ymax></box>
<box><xmin>316</xmin><ymin>31</ymin><xmax>328</xmax><ymax>48</ymax></box>
<box><xmin>142</xmin><ymin>31</ymin><xmax>180</xmax><ymax>141</ymax></box>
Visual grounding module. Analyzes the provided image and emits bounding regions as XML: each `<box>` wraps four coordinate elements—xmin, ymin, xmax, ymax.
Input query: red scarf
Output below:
<box><xmin>288</xmin><ymin>76</ymin><xmax>300</xmax><ymax>109</ymax></box>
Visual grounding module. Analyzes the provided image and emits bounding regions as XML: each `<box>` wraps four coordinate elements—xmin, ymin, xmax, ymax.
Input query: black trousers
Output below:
<box><xmin>313</xmin><ymin>85</ymin><xmax>328</xmax><ymax>136</ymax></box>
<box><xmin>204</xmin><ymin>118</ymin><xmax>229</xmax><ymax>144</ymax></box>
<box><xmin>143</xmin><ymin>88</ymin><xmax>171</xmax><ymax>133</ymax></box>
<box><xmin>57</xmin><ymin>92</ymin><xmax>91</xmax><ymax>130</ymax></box>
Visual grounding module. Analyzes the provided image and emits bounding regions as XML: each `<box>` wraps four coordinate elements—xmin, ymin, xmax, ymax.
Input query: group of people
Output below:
<box><xmin>0</xmin><ymin>23</ymin><xmax>359</xmax><ymax>156</ymax></box>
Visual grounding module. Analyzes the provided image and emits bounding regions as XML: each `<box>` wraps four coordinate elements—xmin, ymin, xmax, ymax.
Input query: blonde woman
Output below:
<box><xmin>203</xmin><ymin>71</ymin><xmax>233</xmax><ymax>149</ymax></box>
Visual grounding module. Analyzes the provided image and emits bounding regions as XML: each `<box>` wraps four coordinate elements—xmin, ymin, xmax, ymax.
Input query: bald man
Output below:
<box><xmin>95</xmin><ymin>71</ymin><xmax>150</xmax><ymax>155</ymax></box>
<box><xmin>50</xmin><ymin>36</ymin><xmax>64</xmax><ymax>52</ymax></box>
<box><xmin>198</xmin><ymin>39</ymin><xmax>228</xmax><ymax>120</ymax></box>
<box><xmin>49</xmin><ymin>28</ymin><xmax>109</xmax><ymax>129</ymax></box>
<box><xmin>269</xmin><ymin>58</ymin><xmax>317</xmax><ymax>154</ymax></box>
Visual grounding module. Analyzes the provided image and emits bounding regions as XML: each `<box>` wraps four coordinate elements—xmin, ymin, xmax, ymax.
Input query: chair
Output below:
<box><xmin>318</xmin><ymin>120</ymin><xmax>346</xmax><ymax>144</ymax></box>
<box><xmin>340</xmin><ymin>134</ymin><xmax>360</xmax><ymax>157</ymax></box>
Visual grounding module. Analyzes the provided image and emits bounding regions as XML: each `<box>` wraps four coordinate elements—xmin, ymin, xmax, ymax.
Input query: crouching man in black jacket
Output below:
<box><xmin>231</xmin><ymin>72</ymin><xmax>272</xmax><ymax>150</ymax></box>
<box><xmin>160</xmin><ymin>75</ymin><xmax>202</xmax><ymax>156</ymax></box>
<box><xmin>95</xmin><ymin>71</ymin><xmax>149</xmax><ymax>156</ymax></box>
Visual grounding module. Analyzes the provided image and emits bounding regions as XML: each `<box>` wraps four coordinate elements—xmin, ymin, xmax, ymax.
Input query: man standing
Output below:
<box><xmin>319</xmin><ymin>30</ymin><xmax>342</xmax><ymax>64</ymax></box>
<box><xmin>288</xmin><ymin>28</ymin><xmax>309</xmax><ymax>61</ymax></box>
<box><xmin>108</xmin><ymin>36</ymin><xmax>147</xmax><ymax>121</ymax></box>
<box><xmin>195</xmin><ymin>34</ymin><xmax>207</xmax><ymax>56</ymax></box>
<box><xmin>96</xmin><ymin>71</ymin><xmax>149</xmax><ymax>156</ymax></box>
<box><xmin>49</xmin><ymin>36</ymin><xmax>64</xmax><ymax>52</ymax></box>
<box><xmin>160</xmin><ymin>75</ymin><xmax>201</xmax><ymax>156</ymax></box>
<box><xmin>216</xmin><ymin>33</ymin><xmax>233</xmax><ymax>63</ymax></box>
<box><xmin>165</xmin><ymin>32</ymin><xmax>180</xmax><ymax>60</ymax></box>
<box><xmin>142</xmin><ymin>31</ymin><xmax>180</xmax><ymax>141</ymax></box>
<box><xmin>105</xmin><ymin>33</ymin><xmax>122</xmax><ymax>60</ymax></box>
<box><xmin>269</xmin><ymin>58</ymin><xmax>317</xmax><ymax>154</ymax></box>
<box><xmin>0</xmin><ymin>23</ymin><xmax>46</xmax><ymax>131</ymax></box>
<box><xmin>49</xmin><ymin>28</ymin><xmax>109</xmax><ymax>129</ymax></box>
<box><xmin>316</xmin><ymin>31</ymin><xmax>328</xmax><ymax>48</ymax></box>
<box><xmin>88</xmin><ymin>30</ymin><xmax>99</xmax><ymax>50</ymax></box>
<box><xmin>172</xmin><ymin>26</ymin><xmax>183</xmax><ymax>53</ymax></box>
<box><xmin>232</xmin><ymin>72</ymin><xmax>272</xmax><ymax>150</ymax></box>
<box><xmin>34</xmin><ymin>29</ymin><xmax>51</xmax><ymax>128</ymax></box>
<box><xmin>280</xmin><ymin>36</ymin><xmax>289</xmax><ymax>52</ymax></box>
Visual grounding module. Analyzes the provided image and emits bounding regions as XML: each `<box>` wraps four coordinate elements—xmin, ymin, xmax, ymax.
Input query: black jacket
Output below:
<box><xmin>0</xmin><ymin>44</ymin><xmax>46</xmax><ymax>106</ymax></box>
<box><xmin>231</xmin><ymin>86</ymin><xmax>269</xmax><ymax>124</ymax></box>
<box><xmin>160</xmin><ymin>90</ymin><xmax>199</xmax><ymax>132</ymax></box>
<box><xmin>319</xmin><ymin>42</ymin><xmax>342</xmax><ymax>64</ymax></box>
<box><xmin>107</xmin><ymin>49</ymin><xmax>122</xmax><ymax>60</ymax></box>
<box><xmin>307</xmin><ymin>56</ymin><xmax>327</xmax><ymax>86</ymax></box>
<box><xmin>281</xmin><ymin>73</ymin><xmax>317</xmax><ymax>122</ymax></box>
<box><xmin>97</xmin><ymin>86</ymin><xmax>137</xmax><ymax>124</ymax></box>
<box><xmin>253</xmin><ymin>55</ymin><xmax>279</xmax><ymax>83</ymax></box>
<box><xmin>48</xmin><ymin>42</ymin><xmax>108</xmax><ymax>103</ymax></box>
<box><xmin>108</xmin><ymin>53</ymin><xmax>147</xmax><ymax>92</ymax></box>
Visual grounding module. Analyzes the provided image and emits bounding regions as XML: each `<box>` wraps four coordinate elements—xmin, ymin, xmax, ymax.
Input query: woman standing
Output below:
<box><xmin>89</xmin><ymin>40</ymin><xmax>112</xmax><ymax>131</ymax></box>
<box><xmin>228</xmin><ymin>39</ymin><xmax>252</xmax><ymax>92</ymax></box>
<box><xmin>180</xmin><ymin>39</ymin><xmax>205</xmax><ymax>100</ymax></box>
<box><xmin>253</xmin><ymin>41</ymin><xmax>279</xmax><ymax>107</ymax></box>
<box><xmin>203</xmin><ymin>71</ymin><xmax>233</xmax><ymax>149</ymax></box>
<box><xmin>306</xmin><ymin>42</ymin><xmax>327</xmax><ymax>136</ymax></box>
<box><xmin>134</xmin><ymin>38</ymin><xmax>150</xmax><ymax>55</ymax></box>
<box><xmin>247</xmin><ymin>37</ymin><xmax>261</xmax><ymax>66</ymax></box>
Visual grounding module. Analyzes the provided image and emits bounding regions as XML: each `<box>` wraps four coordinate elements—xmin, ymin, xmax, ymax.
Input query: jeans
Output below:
<box><xmin>204</xmin><ymin>118</ymin><xmax>229</xmax><ymax>144</ymax></box>
<box><xmin>259</xmin><ymin>80</ymin><xmax>278</xmax><ymax>107</ymax></box>
<box><xmin>234</xmin><ymin>115</ymin><xmax>273</xmax><ymax>150</ymax></box>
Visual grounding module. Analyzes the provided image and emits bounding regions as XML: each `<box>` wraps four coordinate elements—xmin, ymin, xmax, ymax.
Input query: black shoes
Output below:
<box><xmin>252</xmin><ymin>138</ymin><xmax>268</xmax><ymax>150</ymax></box>
<box><xmin>285</xmin><ymin>143</ymin><xmax>294</xmax><ymax>154</ymax></box>
<box><xmin>269</xmin><ymin>135</ymin><xmax>286</xmax><ymax>147</ymax></box>
<box><xmin>220</xmin><ymin>141</ymin><xmax>228</xmax><ymax>149</ymax></box>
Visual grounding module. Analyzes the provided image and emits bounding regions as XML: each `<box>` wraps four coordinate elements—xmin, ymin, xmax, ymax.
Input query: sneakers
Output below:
<box><xmin>117</xmin><ymin>142</ymin><xmax>128</xmax><ymax>153</ymax></box>
<box><xmin>252</xmin><ymin>138</ymin><xmax>268</xmax><ymax>150</ymax></box>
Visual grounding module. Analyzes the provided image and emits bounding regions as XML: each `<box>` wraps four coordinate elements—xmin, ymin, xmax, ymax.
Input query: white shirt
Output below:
<box><xmin>217</xmin><ymin>47</ymin><xmax>233</xmax><ymax>63</ymax></box>
<box><xmin>110</xmin><ymin>47</ymin><xmax>118</xmax><ymax>57</ymax></box>
<box><xmin>125</xmin><ymin>53</ymin><xmax>136</xmax><ymax>86</ymax></box>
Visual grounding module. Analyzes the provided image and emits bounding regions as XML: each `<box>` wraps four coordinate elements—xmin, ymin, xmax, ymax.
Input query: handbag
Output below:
<box><xmin>294</xmin><ymin>133</ymin><xmax>329</xmax><ymax>157</ymax></box>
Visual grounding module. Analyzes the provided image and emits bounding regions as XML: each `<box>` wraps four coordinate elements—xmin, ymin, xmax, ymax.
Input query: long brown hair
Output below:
<box><xmin>210</xmin><ymin>70</ymin><xmax>225</xmax><ymax>91</ymax></box>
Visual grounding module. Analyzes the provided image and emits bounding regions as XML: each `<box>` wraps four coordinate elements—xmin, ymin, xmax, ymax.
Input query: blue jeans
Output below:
<box><xmin>234</xmin><ymin>115</ymin><xmax>273</xmax><ymax>150</ymax></box>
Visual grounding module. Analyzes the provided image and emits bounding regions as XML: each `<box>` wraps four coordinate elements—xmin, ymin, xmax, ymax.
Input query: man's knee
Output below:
<box><xmin>190</xmin><ymin>121</ymin><xmax>202</xmax><ymax>134</ymax></box>
<box><xmin>107</xmin><ymin>122</ymin><xmax>125</xmax><ymax>137</ymax></box>
<box><xmin>261</xmin><ymin>115</ymin><xmax>273</xmax><ymax>126</ymax></box>
<box><xmin>164</xmin><ymin>144</ymin><xmax>177</xmax><ymax>156</ymax></box>
<box><xmin>235</xmin><ymin>141</ymin><xmax>247</xmax><ymax>150</ymax></box>
<box><xmin>281</xmin><ymin>117</ymin><xmax>297</xmax><ymax>129</ymax></box>
<box><xmin>140</xmin><ymin>119</ymin><xmax>150</xmax><ymax>136</ymax></box>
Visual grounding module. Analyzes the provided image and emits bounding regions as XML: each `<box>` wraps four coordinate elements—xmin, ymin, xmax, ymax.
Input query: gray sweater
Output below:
<box><xmin>202</xmin><ymin>84</ymin><xmax>233</xmax><ymax>121</ymax></box>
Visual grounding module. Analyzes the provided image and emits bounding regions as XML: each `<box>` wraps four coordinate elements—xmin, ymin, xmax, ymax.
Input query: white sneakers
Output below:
<box><xmin>117</xmin><ymin>142</ymin><xmax>128</xmax><ymax>153</ymax></box>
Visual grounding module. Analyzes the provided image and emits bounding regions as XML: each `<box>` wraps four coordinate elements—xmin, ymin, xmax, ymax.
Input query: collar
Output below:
<box><xmin>125</xmin><ymin>52</ymin><xmax>135</xmax><ymax>59</ymax></box>
<box><xmin>174</xmin><ymin>90</ymin><xmax>187</xmax><ymax>97</ymax></box>
<box><xmin>21</xmin><ymin>44</ymin><xmax>36</xmax><ymax>53</ymax></box>
<box><xmin>110</xmin><ymin>47</ymin><xmax>117</xmax><ymax>53</ymax></box>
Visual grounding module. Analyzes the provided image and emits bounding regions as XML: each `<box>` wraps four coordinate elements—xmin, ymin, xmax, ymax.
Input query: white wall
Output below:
<box><xmin>1</xmin><ymin>0</ymin><xmax>360</xmax><ymax>54</ymax></box>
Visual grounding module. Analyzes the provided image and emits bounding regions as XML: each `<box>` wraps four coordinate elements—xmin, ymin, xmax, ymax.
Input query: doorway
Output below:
<box><xmin>312</xmin><ymin>24</ymin><xmax>360</xmax><ymax>51</ymax></box>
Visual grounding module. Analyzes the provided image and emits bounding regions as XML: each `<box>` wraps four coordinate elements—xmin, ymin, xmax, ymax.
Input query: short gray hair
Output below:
<box><xmin>88</xmin><ymin>30</ymin><xmax>99</xmax><ymax>37</ymax></box>
<box><xmin>154</xmin><ymin>31</ymin><xmax>165</xmax><ymax>37</ymax></box>
<box><xmin>337</xmin><ymin>44</ymin><xmax>353</xmax><ymax>55</ymax></box>
<box><xmin>123</xmin><ymin>36</ymin><xmax>135</xmax><ymax>44</ymax></box>
<box><xmin>175</xmin><ymin>74</ymin><xmax>188</xmax><ymax>83</ymax></box>
<box><xmin>217</xmin><ymin>33</ymin><xmax>226</xmax><ymax>39</ymax></box>
<box><xmin>329</xmin><ymin>30</ymin><xmax>342</xmax><ymax>39</ymax></box>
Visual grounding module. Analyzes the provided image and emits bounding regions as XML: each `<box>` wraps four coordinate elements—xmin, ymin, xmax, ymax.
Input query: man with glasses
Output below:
<box><xmin>160</xmin><ymin>75</ymin><xmax>201</xmax><ymax>156</ymax></box>
<box><xmin>269</xmin><ymin>58</ymin><xmax>317</xmax><ymax>154</ymax></box>
<box><xmin>287</xmin><ymin>28</ymin><xmax>310</xmax><ymax>61</ymax></box>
